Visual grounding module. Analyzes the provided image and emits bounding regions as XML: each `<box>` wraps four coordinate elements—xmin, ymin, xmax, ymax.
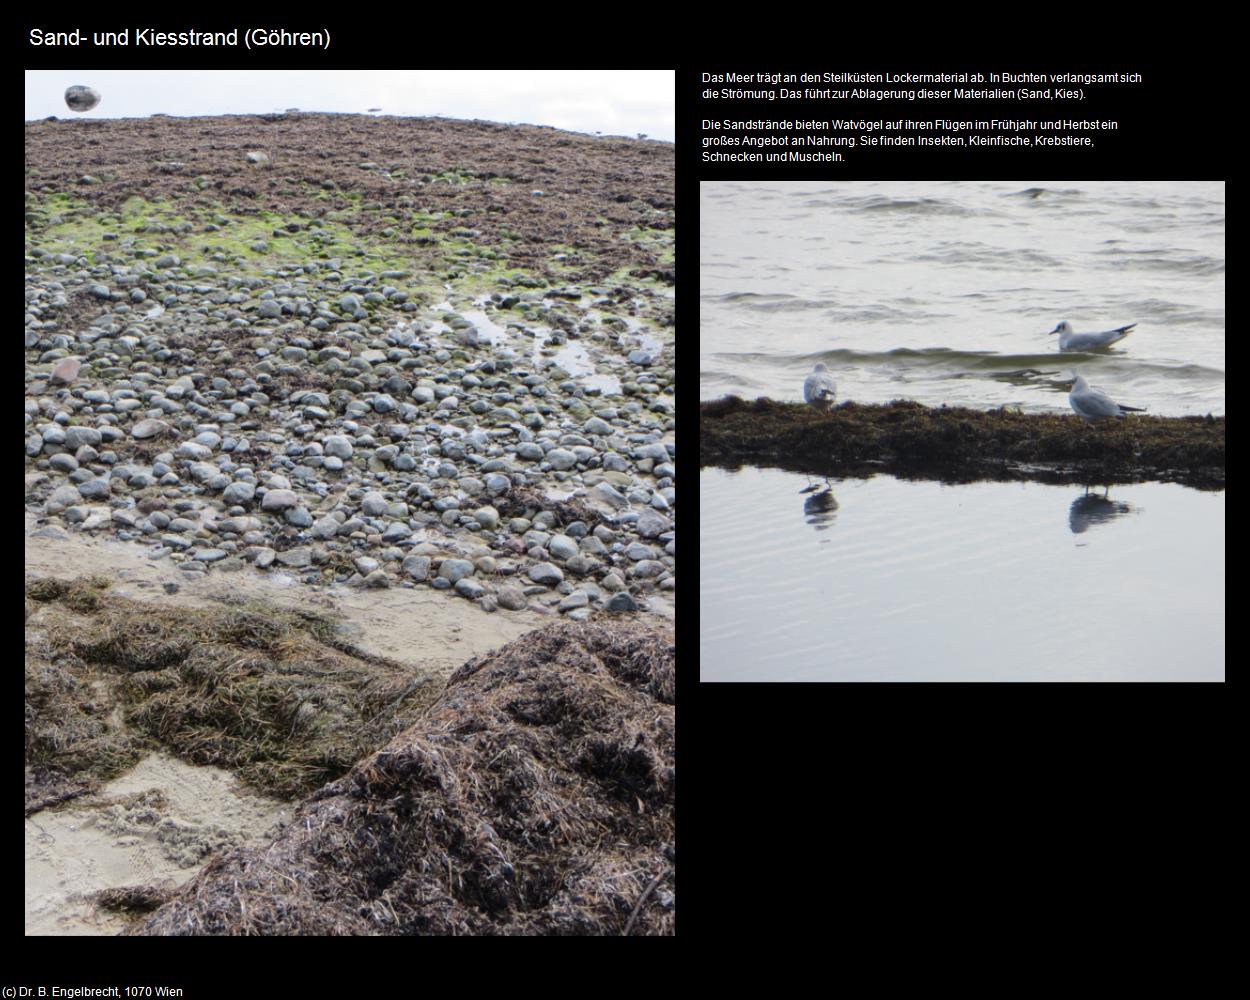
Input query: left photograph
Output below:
<box><xmin>25</xmin><ymin>69</ymin><xmax>675</xmax><ymax>936</ymax></box>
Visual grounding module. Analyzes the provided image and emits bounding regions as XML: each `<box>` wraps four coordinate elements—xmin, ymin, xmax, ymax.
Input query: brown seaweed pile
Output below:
<box><xmin>130</xmin><ymin>621</ymin><xmax>675</xmax><ymax>936</ymax></box>
<box><xmin>700</xmin><ymin>396</ymin><xmax>1225</xmax><ymax>489</ymax></box>
<box><xmin>25</xmin><ymin>576</ymin><xmax>441</xmax><ymax>814</ymax></box>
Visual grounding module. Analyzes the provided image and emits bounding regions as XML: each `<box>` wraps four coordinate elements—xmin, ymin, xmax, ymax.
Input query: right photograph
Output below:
<box><xmin>700</xmin><ymin>180</ymin><xmax>1225</xmax><ymax>682</ymax></box>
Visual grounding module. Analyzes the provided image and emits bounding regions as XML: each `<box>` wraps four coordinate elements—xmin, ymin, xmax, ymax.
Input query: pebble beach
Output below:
<box><xmin>25</xmin><ymin>113</ymin><xmax>676</xmax><ymax>619</ymax></box>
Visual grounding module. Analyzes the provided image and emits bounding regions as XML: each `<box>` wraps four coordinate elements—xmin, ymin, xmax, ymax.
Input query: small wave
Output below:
<box><xmin>710</xmin><ymin>348</ymin><xmax>1224</xmax><ymax>382</ymax></box>
<box><xmin>1007</xmin><ymin>186</ymin><xmax>1085</xmax><ymax>200</ymax></box>
<box><xmin>699</xmin><ymin>368</ymin><xmax>768</xmax><ymax>392</ymax></box>
<box><xmin>1097</xmin><ymin>248</ymin><xmax>1225</xmax><ymax>276</ymax></box>
<box><xmin>913</xmin><ymin>243</ymin><xmax>1061</xmax><ymax>269</ymax></box>
<box><xmin>1116</xmin><ymin>300</ymin><xmax>1222</xmax><ymax>324</ymax></box>
<box><xmin>705</xmin><ymin>291</ymin><xmax>797</xmax><ymax>303</ymax></box>
<box><xmin>844</xmin><ymin>195</ymin><xmax>978</xmax><ymax>217</ymax></box>
<box><xmin>714</xmin><ymin>347</ymin><xmax>986</xmax><ymax>369</ymax></box>
<box><xmin>703</xmin><ymin>290</ymin><xmax>844</xmax><ymax>314</ymax></box>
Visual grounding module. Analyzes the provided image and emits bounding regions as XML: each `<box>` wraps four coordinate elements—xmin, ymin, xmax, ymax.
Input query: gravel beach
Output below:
<box><xmin>25</xmin><ymin>112</ymin><xmax>675</xmax><ymax>617</ymax></box>
<box><xmin>25</xmin><ymin>111</ymin><xmax>676</xmax><ymax>935</ymax></box>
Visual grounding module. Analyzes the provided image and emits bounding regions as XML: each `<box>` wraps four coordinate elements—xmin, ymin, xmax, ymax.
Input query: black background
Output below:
<box><xmin>683</xmin><ymin>29</ymin><xmax>1225</xmax><ymax>953</ymax></box>
<box><xmin>23</xmin><ymin>20</ymin><xmax>1225</xmax><ymax>960</ymax></box>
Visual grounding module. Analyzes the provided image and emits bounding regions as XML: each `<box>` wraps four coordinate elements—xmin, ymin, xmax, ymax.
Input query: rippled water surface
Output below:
<box><xmin>701</xmin><ymin>466</ymin><xmax>1225</xmax><ymax>682</ymax></box>
<box><xmin>701</xmin><ymin>181</ymin><xmax>1225</xmax><ymax>416</ymax></box>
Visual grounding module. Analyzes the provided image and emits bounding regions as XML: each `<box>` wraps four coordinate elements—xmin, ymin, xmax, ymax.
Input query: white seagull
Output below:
<box><xmin>1047</xmin><ymin>320</ymin><xmax>1136</xmax><ymax>352</ymax></box>
<box><xmin>1066</xmin><ymin>373</ymin><xmax>1147</xmax><ymax>421</ymax></box>
<box><xmin>803</xmin><ymin>363</ymin><xmax>837</xmax><ymax>410</ymax></box>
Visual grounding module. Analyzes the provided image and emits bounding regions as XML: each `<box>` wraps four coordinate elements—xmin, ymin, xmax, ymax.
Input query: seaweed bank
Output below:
<box><xmin>700</xmin><ymin>396</ymin><xmax>1225</xmax><ymax>489</ymax></box>
<box><xmin>25</xmin><ymin>572</ymin><xmax>674</xmax><ymax>935</ymax></box>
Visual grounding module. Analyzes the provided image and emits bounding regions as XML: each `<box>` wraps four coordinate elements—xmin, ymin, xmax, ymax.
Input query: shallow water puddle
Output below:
<box><xmin>581</xmin><ymin>372</ymin><xmax>623</xmax><ymax>395</ymax></box>
<box><xmin>553</xmin><ymin>341</ymin><xmax>595</xmax><ymax>376</ymax></box>
<box><xmin>459</xmin><ymin>305</ymin><xmax>511</xmax><ymax>345</ymax></box>
<box><xmin>701</xmin><ymin>466</ymin><xmax>1225</xmax><ymax>681</ymax></box>
<box><xmin>621</xmin><ymin>315</ymin><xmax>664</xmax><ymax>357</ymax></box>
<box><xmin>530</xmin><ymin>326</ymin><xmax>622</xmax><ymax>394</ymax></box>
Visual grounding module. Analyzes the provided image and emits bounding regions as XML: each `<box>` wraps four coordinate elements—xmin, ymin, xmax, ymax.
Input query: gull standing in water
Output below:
<box><xmin>803</xmin><ymin>363</ymin><xmax>837</xmax><ymax>410</ymax></box>
<box><xmin>1047</xmin><ymin>320</ymin><xmax>1136</xmax><ymax>351</ymax></box>
<box><xmin>1066</xmin><ymin>372</ymin><xmax>1147</xmax><ymax>421</ymax></box>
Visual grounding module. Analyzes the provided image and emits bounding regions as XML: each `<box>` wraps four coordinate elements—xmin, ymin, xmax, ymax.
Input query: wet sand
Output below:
<box><xmin>26</xmin><ymin>752</ymin><xmax>291</xmax><ymax>936</ymax></box>
<box><xmin>25</xmin><ymin>513</ymin><xmax>563</xmax><ymax>934</ymax></box>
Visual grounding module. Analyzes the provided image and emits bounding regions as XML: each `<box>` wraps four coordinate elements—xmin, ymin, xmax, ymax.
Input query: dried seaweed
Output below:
<box><xmin>132</xmin><ymin>621</ymin><xmax>675</xmax><ymax>936</ymax></box>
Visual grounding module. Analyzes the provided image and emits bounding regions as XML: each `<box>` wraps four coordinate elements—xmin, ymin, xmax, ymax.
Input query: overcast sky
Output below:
<box><xmin>24</xmin><ymin>69</ymin><xmax>675</xmax><ymax>141</ymax></box>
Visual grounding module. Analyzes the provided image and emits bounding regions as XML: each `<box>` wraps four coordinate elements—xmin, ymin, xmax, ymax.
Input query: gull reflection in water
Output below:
<box><xmin>802</xmin><ymin>486</ymin><xmax>839</xmax><ymax>532</ymax></box>
<box><xmin>1068</xmin><ymin>485</ymin><xmax>1134</xmax><ymax>534</ymax></box>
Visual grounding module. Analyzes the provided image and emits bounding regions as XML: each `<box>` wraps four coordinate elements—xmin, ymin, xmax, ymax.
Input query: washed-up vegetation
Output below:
<box><xmin>129</xmin><ymin>620</ymin><xmax>675</xmax><ymax>936</ymax></box>
<box><xmin>700</xmin><ymin>396</ymin><xmax>1225</xmax><ymax>489</ymax></box>
<box><xmin>25</xmin><ymin>575</ymin><xmax>441</xmax><ymax>813</ymax></box>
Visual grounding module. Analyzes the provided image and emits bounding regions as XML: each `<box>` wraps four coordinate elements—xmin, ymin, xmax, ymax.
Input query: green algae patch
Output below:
<box><xmin>25</xmin><ymin>189</ymin><xmax>563</xmax><ymax>301</ymax></box>
<box><xmin>620</xmin><ymin>225</ymin><xmax>675</xmax><ymax>265</ymax></box>
<box><xmin>601</xmin><ymin>260</ymin><xmax>675</xmax><ymax>290</ymax></box>
<box><xmin>25</xmin><ymin>577</ymin><xmax>442</xmax><ymax>813</ymax></box>
<box><xmin>425</xmin><ymin>166</ymin><xmax>510</xmax><ymax>186</ymax></box>
<box><xmin>28</xmin><ymin>194</ymin><xmax>424</xmax><ymax>290</ymax></box>
<box><xmin>27</xmin><ymin>114</ymin><xmax>673</xmax><ymax>292</ymax></box>
<box><xmin>700</xmin><ymin>396</ymin><xmax>1226</xmax><ymax>489</ymax></box>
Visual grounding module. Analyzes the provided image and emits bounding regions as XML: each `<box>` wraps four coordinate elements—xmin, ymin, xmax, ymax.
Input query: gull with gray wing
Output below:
<box><xmin>803</xmin><ymin>363</ymin><xmax>837</xmax><ymax>410</ymax></box>
<box><xmin>1047</xmin><ymin>320</ymin><xmax>1136</xmax><ymax>352</ymax></box>
<box><xmin>1066</xmin><ymin>372</ymin><xmax>1146</xmax><ymax>421</ymax></box>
